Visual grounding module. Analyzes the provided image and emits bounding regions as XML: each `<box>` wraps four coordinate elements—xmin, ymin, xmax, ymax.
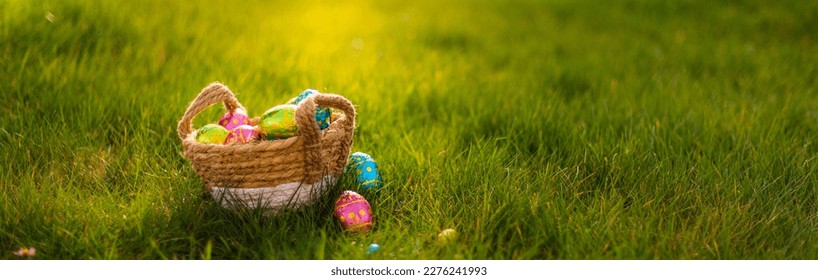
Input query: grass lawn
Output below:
<box><xmin>2</xmin><ymin>0</ymin><xmax>817</xmax><ymax>259</ymax></box>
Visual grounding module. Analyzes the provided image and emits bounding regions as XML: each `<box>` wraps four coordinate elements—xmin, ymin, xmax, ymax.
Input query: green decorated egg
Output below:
<box><xmin>195</xmin><ymin>124</ymin><xmax>231</xmax><ymax>144</ymax></box>
<box><xmin>288</xmin><ymin>89</ymin><xmax>331</xmax><ymax>130</ymax></box>
<box><xmin>258</xmin><ymin>104</ymin><xmax>298</xmax><ymax>140</ymax></box>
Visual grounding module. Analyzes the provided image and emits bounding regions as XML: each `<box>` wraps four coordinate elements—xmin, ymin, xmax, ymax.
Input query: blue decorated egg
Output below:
<box><xmin>288</xmin><ymin>89</ymin><xmax>331</xmax><ymax>130</ymax></box>
<box><xmin>346</xmin><ymin>152</ymin><xmax>382</xmax><ymax>190</ymax></box>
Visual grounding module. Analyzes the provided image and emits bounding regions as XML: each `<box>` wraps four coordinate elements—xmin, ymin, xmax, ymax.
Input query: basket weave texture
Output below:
<box><xmin>178</xmin><ymin>82</ymin><xmax>356</xmax><ymax>211</ymax></box>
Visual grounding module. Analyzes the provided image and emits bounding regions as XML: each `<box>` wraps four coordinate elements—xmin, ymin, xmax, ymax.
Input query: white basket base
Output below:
<box><xmin>210</xmin><ymin>175</ymin><xmax>338</xmax><ymax>216</ymax></box>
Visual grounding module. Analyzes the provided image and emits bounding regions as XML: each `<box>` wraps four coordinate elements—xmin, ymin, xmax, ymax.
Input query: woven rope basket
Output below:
<box><xmin>178</xmin><ymin>82</ymin><xmax>356</xmax><ymax>215</ymax></box>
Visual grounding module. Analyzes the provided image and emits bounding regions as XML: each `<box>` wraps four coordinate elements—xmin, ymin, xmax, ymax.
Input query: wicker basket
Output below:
<box><xmin>177</xmin><ymin>82</ymin><xmax>356</xmax><ymax>214</ymax></box>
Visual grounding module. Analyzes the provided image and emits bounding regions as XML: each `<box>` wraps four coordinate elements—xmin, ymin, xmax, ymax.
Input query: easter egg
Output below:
<box><xmin>218</xmin><ymin>108</ymin><xmax>250</xmax><ymax>131</ymax></box>
<box><xmin>195</xmin><ymin>124</ymin><xmax>231</xmax><ymax>144</ymax></box>
<box><xmin>438</xmin><ymin>228</ymin><xmax>457</xmax><ymax>243</ymax></box>
<box><xmin>288</xmin><ymin>89</ymin><xmax>331</xmax><ymax>130</ymax></box>
<box><xmin>346</xmin><ymin>152</ymin><xmax>382</xmax><ymax>191</ymax></box>
<box><xmin>334</xmin><ymin>190</ymin><xmax>374</xmax><ymax>233</ymax></box>
<box><xmin>367</xmin><ymin>243</ymin><xmax>380</xmax><ymax>254</ymax></box>
<box><xmin>258</xmin><ymin>104</ymin><xmax>298</xmax><ymax>140</ymax></box>
<box><xmin>225</xmin><ymin>125</ymin><xmax>259</xmax><ymax>144</ymax></box>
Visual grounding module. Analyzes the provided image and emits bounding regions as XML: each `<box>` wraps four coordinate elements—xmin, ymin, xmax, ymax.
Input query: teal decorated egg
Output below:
<box><xmin>195</xmin><ymin>124</ymin><xmax>231</xmax><ymax>144</ymax></box>
<box><xmin>258</xmin><ymin>104</ymin><xmax>298</xmax><ymax>140</ymax></box>
<box><xmin>346</xmin><ymin>152</ymin><xmax>382</xmax><ymax>191</ymax></box>
<box><xmin>288</xmin><ymin>89</ymin><xmax>331</xmax><ymax>130</ymax></box>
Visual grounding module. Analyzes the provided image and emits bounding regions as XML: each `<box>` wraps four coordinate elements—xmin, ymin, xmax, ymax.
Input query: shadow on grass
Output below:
<box><xmin>155</xmin><ymin>172</ymin><xmax>379</xmax><ymax>259</ymax></box>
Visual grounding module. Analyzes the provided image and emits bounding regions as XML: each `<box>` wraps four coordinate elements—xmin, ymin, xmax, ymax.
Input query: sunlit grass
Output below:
<box><xmin>1</xmin><ymin>0</ymin><xmax>817</xmax><ymax>259</ymax></box>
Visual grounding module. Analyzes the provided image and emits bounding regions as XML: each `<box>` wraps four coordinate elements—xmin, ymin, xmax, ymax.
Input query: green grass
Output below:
<box><xmin>2</xmin><ymin>0</ymin><xmax>817</xmax><ymax>259</ymax></box>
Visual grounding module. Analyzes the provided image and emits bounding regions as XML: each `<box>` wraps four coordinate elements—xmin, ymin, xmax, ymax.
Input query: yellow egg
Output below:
<box><xmin>438</xmin><ymin>228</ymin><xmax>457</xmax><ymax>242</ymax></box>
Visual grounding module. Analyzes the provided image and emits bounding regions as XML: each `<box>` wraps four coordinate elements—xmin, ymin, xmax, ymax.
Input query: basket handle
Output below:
<box><xmin>295</xmin><ymin>93</ymin><xmax>357</xmax><ymax>181</ymax></box>
<box><xmin>178</xmin><ymin>82</ymin><xmax>245</xmax><ymax>140</ymax></box>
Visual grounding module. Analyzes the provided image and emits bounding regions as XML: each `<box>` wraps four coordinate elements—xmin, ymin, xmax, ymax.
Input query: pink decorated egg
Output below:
<box><xmin>225</xmin><ymin>125</ymin><xmax>259</xmax><ymax>144</ymax></box>
<box><xmin>218</xmin><ymin>108</ymin><xmax>250</xmax><ymax>131</ymax></box>
<box><xmin>334</xmin><ymin>191</ymin><xmax>374</xmax><ymax>233</ymax></box>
